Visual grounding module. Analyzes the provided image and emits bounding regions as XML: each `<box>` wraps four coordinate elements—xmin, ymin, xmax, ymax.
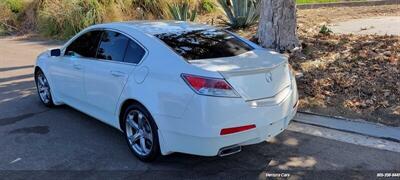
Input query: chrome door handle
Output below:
<box><xmin>73</xmin><ymin>64</ymin><xmax>82</xmax><ymax>70</ymax></box>
<box><xmin>110</xmin><ymin>70</ymin><xmax>126</xmax><ymax>77</ymax></box>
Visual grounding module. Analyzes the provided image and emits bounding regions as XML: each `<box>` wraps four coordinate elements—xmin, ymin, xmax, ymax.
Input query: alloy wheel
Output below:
<box><xmin>125</xmin><ymin>110</ymin><xmax>154</xmax><ymax>156</ymax></box>
<box><xmin>36</xmin><ymin>73</ymin><xmax>51</xmax><ymax>104</ymax></box>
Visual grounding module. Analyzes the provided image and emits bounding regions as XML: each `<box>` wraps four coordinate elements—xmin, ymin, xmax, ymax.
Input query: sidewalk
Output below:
<box><xmin>294</xmin><ymin>112</ymin><xmax>400</xmax><ymax>142</ymax></box>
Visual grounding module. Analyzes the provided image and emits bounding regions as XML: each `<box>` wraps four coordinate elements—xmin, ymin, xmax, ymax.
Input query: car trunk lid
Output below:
<box><xmin>189</xmin><ymin>50</ymin><xmax>291</xmax><ymax>101</ymax></box>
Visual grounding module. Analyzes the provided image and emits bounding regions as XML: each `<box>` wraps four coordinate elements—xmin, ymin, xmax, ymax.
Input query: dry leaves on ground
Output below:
<box><xmin>290</xmin><ymin>34</ymin><xmax>399</xmax><ymax>126</ymax></box>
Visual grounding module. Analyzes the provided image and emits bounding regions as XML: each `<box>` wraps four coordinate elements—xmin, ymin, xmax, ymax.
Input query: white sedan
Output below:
<box><xmin>34</xmin><ymin>21</ymin><xmax>298</xmax><ymax>161</ymax></box>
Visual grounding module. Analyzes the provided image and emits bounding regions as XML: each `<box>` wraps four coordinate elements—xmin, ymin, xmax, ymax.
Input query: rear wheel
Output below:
<box><xmin>123</xmin><ymin>104</ymin><xmax>160</xmax><ymax>162</ymax></box>
<box><xmin>35</xmin><ymin>70</ymin><xmax>54</xmax><ymax>107</ymax></box>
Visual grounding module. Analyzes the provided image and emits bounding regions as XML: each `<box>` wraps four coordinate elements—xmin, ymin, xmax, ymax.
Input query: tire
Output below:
<box><xmin>35</xmin><ymin>69</ymin><xmax>54</xmax><ymax>107</ymax></box>
<box><xmin>122</xmin><ymin>103</ymin><xmax>160</xmax><ymax>162</ymax></box>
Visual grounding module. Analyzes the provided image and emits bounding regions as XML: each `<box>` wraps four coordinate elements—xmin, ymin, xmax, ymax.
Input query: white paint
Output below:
<box><xmin>289</xmin><ymin>122</ymin><xmax>400</xmax><ymax>153</ymax></box>
<box><xmin>35</xmin><ymin>21</ymin><xmax>299</xmax><ymax>157</ymax></box>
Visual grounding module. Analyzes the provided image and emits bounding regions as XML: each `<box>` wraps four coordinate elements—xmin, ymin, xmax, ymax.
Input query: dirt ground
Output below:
<box><xmin>296</xmin><ymin>6</ymin><xmax>400</xmax><ymax>126</ymax></box>
<box><xmin>295</xmin><ymin>5</ymin><xmax>400</xmax><ymax>126</ymax></box>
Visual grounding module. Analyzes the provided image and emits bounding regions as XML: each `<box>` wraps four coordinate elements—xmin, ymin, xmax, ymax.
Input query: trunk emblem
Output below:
<box><xmin>265</xmin><ymin>72</ymin><xmax>273</xmax><ymax>83</ymax></box>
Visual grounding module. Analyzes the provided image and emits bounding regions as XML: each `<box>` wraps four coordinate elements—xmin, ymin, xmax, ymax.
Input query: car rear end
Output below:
<box><xmin>154</xmin><ymin>28</ymin><xmax>298</xmax><ymax>156</ymax></box>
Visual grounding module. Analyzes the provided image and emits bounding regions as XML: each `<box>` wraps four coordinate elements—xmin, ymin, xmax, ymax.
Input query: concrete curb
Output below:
<box><xmin>297</xmin><ymin>0</ymin><xmax>400</xmax><ymax>9</ymax></box>
<box><xmin>293</xmin><ymin>112</ymin><xmax>400</xmax><ymax>142</ymax></box>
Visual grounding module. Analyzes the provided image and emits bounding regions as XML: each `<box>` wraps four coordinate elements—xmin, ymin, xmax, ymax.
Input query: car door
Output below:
<box><xmin>82</xmin><ymin>30</ymin><xmax>146</xmax><ymax>122</ymax></box>
<box><xmin>48</xmin><ymin>30</ymin><xmax>102</xmax><ymax>107</ymax></box>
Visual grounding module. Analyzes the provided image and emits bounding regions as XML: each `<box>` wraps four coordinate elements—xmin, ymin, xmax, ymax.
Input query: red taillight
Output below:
<box><xmin>181</xmin><ymin>74</ymin><xmax>239</xmax><ymax>97</ymax></box>
<box><xmin>220</xmin><ymin>124</ymin><xmax>256</xmax><ymax>135</ymax></box>
<box><xmin>183</xmin><ymin>75</ymin><xmax>207</xmax><ymax>91</ymax></box>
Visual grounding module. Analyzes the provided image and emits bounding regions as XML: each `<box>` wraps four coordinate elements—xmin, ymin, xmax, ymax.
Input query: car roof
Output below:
<box><xmin>107</xmin><ymin>20</ymin><xmax>216</xmax><ymax>35</ymax></box>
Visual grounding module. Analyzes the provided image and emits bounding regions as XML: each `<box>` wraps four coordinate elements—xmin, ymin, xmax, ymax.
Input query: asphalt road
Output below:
<box><xmin>1</xmin><ymin>37</ymin><xmax>399</xmax><ymax>179</ymax></box>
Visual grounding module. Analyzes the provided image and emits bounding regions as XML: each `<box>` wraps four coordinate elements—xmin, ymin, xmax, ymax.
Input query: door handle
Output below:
<box><xmin>73</xmin><ymin>64</ymin><xmax>83</xmax><ymax>70</ymax></box>
<box><xmin>110</xmin><ymin>70</ymin><xmax>126</xmax><ymax>77</ymax></box>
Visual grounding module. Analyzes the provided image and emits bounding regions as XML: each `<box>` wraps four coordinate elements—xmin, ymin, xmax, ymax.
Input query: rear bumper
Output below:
<box><xmin>156</xmin><ymin>85</ymin><xmax>298</xmax><ymax>156</ymax></box>
<box><xmin>158</xmin><ymin>111</ymin><xmax>296</xmax><ymax>156</ymax></box>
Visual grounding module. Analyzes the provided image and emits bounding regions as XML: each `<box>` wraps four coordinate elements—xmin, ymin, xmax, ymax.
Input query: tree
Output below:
<box><xmin>257</xmin><ymin>0</ymin><xmax>300</xmax><ymax>52</ymax></box>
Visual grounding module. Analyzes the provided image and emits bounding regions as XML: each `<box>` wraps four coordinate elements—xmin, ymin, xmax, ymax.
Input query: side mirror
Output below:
<box><xmin>50</xmin><ymin>49</ymin><xmax>61</xmax><ymax>57</ymax></box>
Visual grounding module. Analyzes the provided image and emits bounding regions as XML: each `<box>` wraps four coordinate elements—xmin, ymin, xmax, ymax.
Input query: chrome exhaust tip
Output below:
<box><xmin>218</xmin><ymin>145</ymin><xmax>242</xmax><ymax>157</ymax></box>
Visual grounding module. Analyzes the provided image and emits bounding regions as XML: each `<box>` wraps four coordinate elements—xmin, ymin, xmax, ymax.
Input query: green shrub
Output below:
<box><xmin>132</xmin><ymin>0</ymin><xmax>169</xmax><ymax>19</ymax></box>
<box><xmin>37</xmin><ymin>0</ymin><xmax>116</xmax><ymax>39</ymax></box>
<box><xmin>0</xmin><ymin>2</ymin><xmax>18</xmax><ymax>34</ymax></box>
<box><xmin>1</xmin><ymin>0</ymin><xmax>24</xmax><ymax>13</ymax></box>
<box><xmin>2</xmin><ymin>0</ymin><xmax>210</xmax><ymax>37</ymax></box>
<box><xmin>217</xmin><ymin>0</ymin><xmax>260</xmax><ymax>29</ymax></box>
<box><xmin>168</xmin><ymin>0</ymin><xmax>197</xmax><ymax>21</ymax></box>
<box><xmin>319</xmin><ymin>25</ymin><xmax>333</xmax><ymax>35</ymax></box>
<box><xmin>200</xmin><ymin>0</ymin><xmax>216</xmax><ymax>13</ymax></box>
<box><xmin>0</xmin><ymin>26</ymin><xmax>6</xmax><ymax>36</ymax></box>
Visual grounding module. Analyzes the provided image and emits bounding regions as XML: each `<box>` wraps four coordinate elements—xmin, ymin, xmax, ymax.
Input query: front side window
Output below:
<box><xmin>155</xmin><ymin>29</ymin><xmax>254</xmax><ymax>60</ymax></box>
<box><xmin>96</xmin><ymin>31</ymin><xmax>130</xmax><ymax>62</ymax></box>
<box><xmin>65</xmin><ymin>30</ymin><xmax>102</xmax><ymax>58</ymax></box>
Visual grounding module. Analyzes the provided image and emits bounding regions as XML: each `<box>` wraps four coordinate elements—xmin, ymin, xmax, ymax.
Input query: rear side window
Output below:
<box><xmin>65</xmin><ymin>30</ymin><xmax>102</xmax><ymax>58</ymax></box>
<box><xmin>96</xmin><ymin>31</ymin><xmax>130</xmax><ymax>62</ymax></box>
<box><xmin>123</xmin><ymin>40</ymin><xmax>146</xmax><ymax>64</ymax></box>
<box><xmin>155</xmin><ymin>29</ymin><xmax>254</xmax><ymax>60</ymax></box>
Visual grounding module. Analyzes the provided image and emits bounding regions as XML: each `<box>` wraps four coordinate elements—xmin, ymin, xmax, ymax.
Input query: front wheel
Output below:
<box><xmin>35</xmin><ymin>70</ymin><xmax>54</xmax><ymax>107</ymax></box>
<box><xmin>123</xmin><ymin>104</ymin><xmax>160</xmax><ymax>162</ymax></box>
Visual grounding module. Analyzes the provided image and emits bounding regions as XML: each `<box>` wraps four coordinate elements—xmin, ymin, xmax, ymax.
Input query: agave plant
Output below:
<box><xmin>168</xmin><ymin>0</ymin><xmax>197</xmax><ymax>22</ymax></box>
<box><xmin>218</xmin><ymin>0</ymin><xmax>260</xmax><ymax>29</ymax></box>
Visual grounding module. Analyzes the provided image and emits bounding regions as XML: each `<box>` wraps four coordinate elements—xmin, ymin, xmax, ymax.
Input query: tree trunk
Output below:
<box><xmin>257</xmin><ymin>0</ymin><xmax>300</xmax><ymax>52</ymax></box>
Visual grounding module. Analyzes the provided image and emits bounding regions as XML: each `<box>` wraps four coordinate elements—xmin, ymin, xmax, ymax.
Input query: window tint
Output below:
<box><xmin>96</xmin><ymin>31</ymin><xmax>129</xmax><ymax>62</ymax></box>
<box><xmin>155</xmin><ymin>29</ymin><xmax>254</xmax><ymax>60</ymax></box>
<box><xmin>123</xmin><ymin>40</ymin><xmax>146</xmax><ymax>64</ymax></box>
<box><xmin>65</xmin><ymin>30</ymin><xmax>102</xmax><ymax>58</ymax></box>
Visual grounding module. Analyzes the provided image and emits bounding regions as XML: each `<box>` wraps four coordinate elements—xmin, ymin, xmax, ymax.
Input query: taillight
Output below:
<box><xmin>181</xmin><ymin>74</ymin><xmax>240</xmax><ymax>97</ymax></box>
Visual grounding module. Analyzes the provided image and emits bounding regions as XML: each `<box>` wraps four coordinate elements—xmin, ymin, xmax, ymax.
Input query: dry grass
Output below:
<box><xmin>0</xmin><ymin>2</ymin><xmax>18</xmax><ymax>34</ymax></box>
<box><xmin>1</xmin><ymin>0</ymin><xmax>213</xmax><ymax>38</ymax></box>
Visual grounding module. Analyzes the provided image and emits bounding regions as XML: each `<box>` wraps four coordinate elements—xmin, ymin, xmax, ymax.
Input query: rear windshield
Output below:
<box><xmin>155</xmin><ymin>29</ymin><xmax>254</xmax><ymax>60</ymax></box>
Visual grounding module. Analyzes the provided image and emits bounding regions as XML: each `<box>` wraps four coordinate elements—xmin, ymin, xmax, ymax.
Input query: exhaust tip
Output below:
<box><xmin>218</xmin><ymin>145</ymin><xmax>242</xmax><ymax>157</ymax></box>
